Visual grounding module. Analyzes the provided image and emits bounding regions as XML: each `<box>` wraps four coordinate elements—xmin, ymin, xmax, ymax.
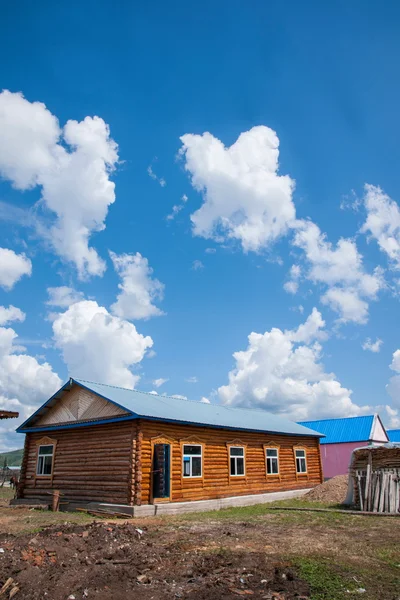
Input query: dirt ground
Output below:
<box><xmin>0</xmin><ymin>488</ymin><xmax>399</xmax><ymax>600</ymax></box>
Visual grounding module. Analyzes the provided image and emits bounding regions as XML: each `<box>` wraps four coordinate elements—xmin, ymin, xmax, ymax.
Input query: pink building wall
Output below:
<box><xmin>320</xmin><ymin>441</ymin><xmax>369</xmax><ymax>479</ymax></box>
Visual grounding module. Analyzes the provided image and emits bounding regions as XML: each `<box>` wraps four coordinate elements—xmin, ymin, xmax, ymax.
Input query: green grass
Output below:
<box><xmin>293</xmin><ymin>558</ymin><xmax>357</xmax><ymax>600</ymax></box>
<box><xmin>172</xmin><ymin>498</ymin><xmax>357</xmax><ymax>526</ymax></box>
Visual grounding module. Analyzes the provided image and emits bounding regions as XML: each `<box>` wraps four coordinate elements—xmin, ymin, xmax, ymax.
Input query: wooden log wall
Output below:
<box><xmin>19</xmin><ymin>421</ymin><xmax>136</xmax><ymax>505</ymax></box>
<box><xmin>139</xmin><ymin>420</ymin><xmax>323</xmax><ymax>504</ymax></box>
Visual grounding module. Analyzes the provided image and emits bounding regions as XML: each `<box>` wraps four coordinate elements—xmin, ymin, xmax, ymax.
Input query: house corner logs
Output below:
<box><xmin>16</xmin><ymin>433</ymin><xmax>29</xmax><ymax>499</ymax></box>
<box><xmin>134</xmin><ymin>423</ymin><xmax>143</xmax><ymax>506</ymax></box>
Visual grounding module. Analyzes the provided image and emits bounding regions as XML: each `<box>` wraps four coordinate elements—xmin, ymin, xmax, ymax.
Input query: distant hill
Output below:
<box><xmin>0</xmin><ymin>449</ymin><xmax>23</xmax><ymax>467</ymax></box>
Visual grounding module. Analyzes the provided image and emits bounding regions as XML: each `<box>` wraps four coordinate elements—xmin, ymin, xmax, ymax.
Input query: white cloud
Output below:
<box><xmin>110</xmin><ymin>251</ymin><xmax>165</xmax><ymax>320</ymax></box>
<box><xmin>205</xmin><ymin>247</ymin><xmax>216</xmax><ymax>254</ymax></box>
<box><xmin>192</xmin><ymin>260</ymin><xmax>204</xmax><ymax>271</ymax></box>
<box><xmin>148</xmin><ymin>390</ymin><xmax>158</xmax><ymax>395</ymax></box>
<box><xmin>200</xmin><ymin>396</ymin><xmax>210</xmax><ymax>403</ymax></box>
<box><xmin>0</xmin><ymin>305</ymin><xmax>25</xmax><ymax>326</ymax></box>
<box><xmin>361</xmin><ymin>184</ymin><xmax>400</xmax><ymax>268</ymax></box>
<box><xmin>166</xmin><ymin>194</ymin><xmax>188</xmax><ymax>221</ymax></box>
<box><xmin>284</xmin><ymin>265</ymin><xmax>302</xmax><ymax>295</ymax></box>
<box><xmin>362</xmin><ymin>337</ymin><xmax>383</xmax><ymax>353</ymax></box>
<box><xmin>0</xmin><ymin>247</ymin><xmax>32</xmax><ymax>290</ymax></box>
<box><xmin>185</xmin><ymin>376</ymin><xmax>198</xmax><ymax>383</ymax></box>
<box><xmin>385</xmin><ymin>350</ymin><xmax>400</xmax><ymax>427</ymax></box>
<box><xmin>170</xmin><ymin>394</ymin><xmax>187</xmax><ymax>400</ymax></box>
<box><xmin>218</xmin><ymin>308</ymin><xmax>370</xmax><ymax>420</ymax></box>
<box><xmin>153</xmin><ymin>378</ymin><xmax>168</xmax><ymax>388</ymax></box>
<box><xmin>147</xmin><ymin>165</ymin><xmax>166</xmax><ymax>187</ymax></box>
<box><xmin>292</xmin><ymin>219</ymin><xmax>383</xmax><ymax>324</ymax></box>
<box><xmin>0</xmin><ymin>320</ymin><xmax>61</xmax><ymax>450</ymax></box>
<box><xmin>52</xmin><ymin>300</ymin><xmax>153</xmax><ymax>389</ymax></box>
<box><xmin>0</xmin><ymin>90</ymin><xmax>119</xmax><ymax>279</ymax></box>
<box><xmin>179</xmin><ymin>126</ymin><xmax>295</xmax><ymax>252</ymax></box>
<box><xmin>46</xmin><ymin>286</ymin><xmax>84</xmax><ymax>308</ymax></box>
<box><xmin>166</xmin><ymin>204</ymin><xmax>183</xmax><ymax>220</ymax></box>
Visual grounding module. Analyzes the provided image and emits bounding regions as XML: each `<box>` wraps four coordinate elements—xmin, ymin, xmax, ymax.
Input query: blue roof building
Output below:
<box><xmin>298</xmin><ymin>415</ymin><xmax>389</xmax><ymax>478</ymax></box>
<box><xmin>387</xmin><ymin>429</ymin><xmax>400</xmax><ymax>442</ymax></box>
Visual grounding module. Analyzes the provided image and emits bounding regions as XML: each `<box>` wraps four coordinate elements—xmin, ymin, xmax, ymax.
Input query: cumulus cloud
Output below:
<box><xmin>0</xmin><ymin>305</ymin><xmax>25</xmax><ymax>326</ymax></box>
<box><xmin>218</xmin><ymin>308</ymin><xmax>370</xmax><ymax>420</ymax></box>
<box><xmin>200</xmin><ymin>397</ymin><xmax>210</xmax><ymax>403</ymax></box>
<box><xmin>0</xmin><ymin>317</ymin><xmax>61</xmax><ymax>450</ymax></box>
<box><xmin>361</xmin><ymin>184</ymin><xmax>400</xmax><ymax>268</ymax></box>
<box><xmin>385</xmin><ymin>350</ymin><xmax>400</xmax><ymax>427</ymax></box>
<box><xmin>52</xmin><ymin>300</ymin><xmax>153</xmax><ymax>389</ymax></box>
<box><xmin>153</xmin><ymin>378</ymin><xmax>168</xmax><ymax>388</ymax></box>
<box><xmin>0</xmin><ymin>247</ymin><xmax>32</xmax><ymax>290</ymax></box>
<box><xmin>179</xmin><ymin>126</ymin><xmax>295</xmax><ymax>252</ymax></box>
<box><xmin>362</xmin><ymin>338</ymin><xmax>383</xmax><ymax>353</ymax></box>
<box><xmin>46</xmin><ymin>286</ymin><xmax>84</xmax><ymax>308</ymax></box>
<box><xmin>185</xmin><ymin>376</ymin><xmax>198</xmax><ymax>383</ymax></box>
<box><xmin>292</xmin><ymin>219</ymin><xmax>383</xmax><ymax>324</ymax></box>
<box><xmin>110</xmin><ymin>251</ymin><xmax>165</xmax><ymax>320</ymax></box>
<box><xmin>0</xmin><ymin>90</ymin><xmax>119</xmax><ymax>279</ymax></box>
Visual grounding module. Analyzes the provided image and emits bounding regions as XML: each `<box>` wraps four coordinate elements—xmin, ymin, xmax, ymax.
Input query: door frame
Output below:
<box><xmin>150</xmin><ymin>437</ymin><xmax>173</xmax><ymax>503</ymax></box>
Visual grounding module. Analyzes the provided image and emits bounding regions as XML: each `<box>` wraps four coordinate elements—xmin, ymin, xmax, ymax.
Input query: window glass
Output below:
<box><xmin>230</xmin><ymin>447</ymin><xmax>245</xmax><ymax>476</ymax></box>
<box><xmin>37</xmin><ymin>445</ymin><xmax>54</xmax><ymax>476</ymax></box>
<box><xmin>266</xmin><ymin>448</ymin><xmax>279</xmax><ymax>475</ymax></box>
<box><xmin>182</xmin><ymin>445</ymin><xmax>202</xmax><ymax>477</ymax></box>
<box><xmin>183</xmin><ymin>445</ymin><xmax>201</xmax><ymax>455</ymax></box>
<box><xmin>295</xmin><ymin>449</ymin><xmax>307</xmax><ymax>473</ymax></box>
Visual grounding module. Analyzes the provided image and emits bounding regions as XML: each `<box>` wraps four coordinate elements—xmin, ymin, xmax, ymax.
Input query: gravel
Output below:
<box><xmin>304</xmin><ymin>475</ymin><xmax>349</xmax><ymax>504</ymax></box>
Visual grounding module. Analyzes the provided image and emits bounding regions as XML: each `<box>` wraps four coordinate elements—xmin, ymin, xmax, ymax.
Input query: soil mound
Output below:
<box><xmin>305</xmin><ymin>474</ymin><xmax>349</xmax><ymax>504</ymax></box>
<box><xmin>0</xmin><ymin>521</ymin><xmax>310</xmax><ymax>599</ymax></box>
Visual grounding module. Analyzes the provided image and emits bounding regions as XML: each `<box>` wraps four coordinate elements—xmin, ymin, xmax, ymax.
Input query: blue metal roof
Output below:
<box><xmin>298</xmin><ymin>415</ymin><xmax>375</xmax><ymax>444</ymax></box>
<box><xmin>18</xmin><ymin>378</ymin><xmax>323</xmax><ymax>438</ymax></box>
<box><xmin>388</xmin><ymin>429</ymin><xmax>400</xmax><ymax>442</ymax></box>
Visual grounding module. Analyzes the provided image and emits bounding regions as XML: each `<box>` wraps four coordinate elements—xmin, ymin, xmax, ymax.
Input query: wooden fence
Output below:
<box><xmin>354</xmin><ymin>468</ymin><xmax>400</xmax><ymax>513</ymax></box>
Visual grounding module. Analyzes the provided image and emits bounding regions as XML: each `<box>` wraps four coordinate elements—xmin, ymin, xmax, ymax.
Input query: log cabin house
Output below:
<box><xmin>15</xmin><ymin>379</ymin><xmax>324</xmax><ymax>514</ymax></box>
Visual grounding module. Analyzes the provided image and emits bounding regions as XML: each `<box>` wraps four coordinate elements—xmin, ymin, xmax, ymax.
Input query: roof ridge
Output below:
<box><xmin>74</xmin><ymin>377</ymin><xmax>217</xmax><ymax>407</ymax></box>
<box><xmin>73</xmin><ymin>378</ymin><xmax>313</xmax><ymax>421</ymax></box>
<box><xmin>299</xmin><ymin>414</ymin><xmax>374</xmax><ymax>424</ymax></box>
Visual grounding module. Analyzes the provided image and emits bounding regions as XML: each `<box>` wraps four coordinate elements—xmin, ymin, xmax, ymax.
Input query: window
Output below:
<box><xmin>295</xmin><ymin>449</ymin><xmax>307</xmax><ymax>474</ymax></box>
<box><xmin>182</xmin><ymin>444</ymin><xmax>202</xmax><ymax>477</ymax></box>
<box><xmin>266</xmin><ymin>448</ymin><xmax>279</xmax><ymax>475</ymax></box>
<box><xmin>36</xmin><ymin>445</ymin><xmax>54</xmax><ymax>476</ymax></box>
<box><xmin>229</xmin><ymin>446</ymin><xmax>245</xmax><ymax>476</ymax></box>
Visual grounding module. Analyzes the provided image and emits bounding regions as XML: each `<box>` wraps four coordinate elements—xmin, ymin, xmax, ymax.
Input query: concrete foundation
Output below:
<box><xmin>12</xmin><ymin>488</ymin><xmax>310</xmax><ymax>517</ymax></box>
<box><xmin>133</xmin><ymin>488</ymin><xmax>310</xmax><ymax>517</ymax></box>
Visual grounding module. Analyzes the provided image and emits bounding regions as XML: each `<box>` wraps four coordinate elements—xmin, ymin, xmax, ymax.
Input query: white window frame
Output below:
<box><xmin>182</xmin><ymin>444</ymin><xmax>202</xmax><ymax>478</ymax></box>
<box><xmin>265</xmin><ymin>447</ymin><xmax>279</xmax><ymax>475</ymax></box>
<box><xmin>36</xmin><ymin>444</ymin><xmax>54</xmax><ymax>477</ymax></box>
<box><xmin>229</xmin><ymin>446</ymin><xmax>245</xmax><ymax>477</ymax></box>
<box><xmin>295</xmin><ymin>448</ymin><xmax>307</xmax><ymax>474</ymax></box>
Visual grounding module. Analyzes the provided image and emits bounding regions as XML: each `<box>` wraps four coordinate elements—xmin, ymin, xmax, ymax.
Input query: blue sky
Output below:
<box><xmin>1</xmin><ymin>0</ymin><xmax>400</xmax><ymax>449</ymax></box>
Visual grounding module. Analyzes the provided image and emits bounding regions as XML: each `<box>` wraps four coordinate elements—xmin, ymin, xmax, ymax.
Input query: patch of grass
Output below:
<box><xmin>375</xmin><ymin>547</ymin><xmax>400</xmax><ymax>569</ymax></box>
<box><xmin>293</xmin><ymin>558</ymin><xmax>357</xmax><ymax>600</ymax></box>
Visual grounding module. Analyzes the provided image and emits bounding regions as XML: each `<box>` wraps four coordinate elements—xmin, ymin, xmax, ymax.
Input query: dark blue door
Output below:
<box><xmin>152</xmin><ymin>444</ymin><xmax>171</xmax><ymax>498</ymax></box>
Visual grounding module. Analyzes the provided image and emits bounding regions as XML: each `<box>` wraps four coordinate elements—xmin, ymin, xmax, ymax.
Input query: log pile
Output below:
<box><xmin>350</xmin><ymin>446</ymin><xmax>400</xmax><ymax>513</ymax></box>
